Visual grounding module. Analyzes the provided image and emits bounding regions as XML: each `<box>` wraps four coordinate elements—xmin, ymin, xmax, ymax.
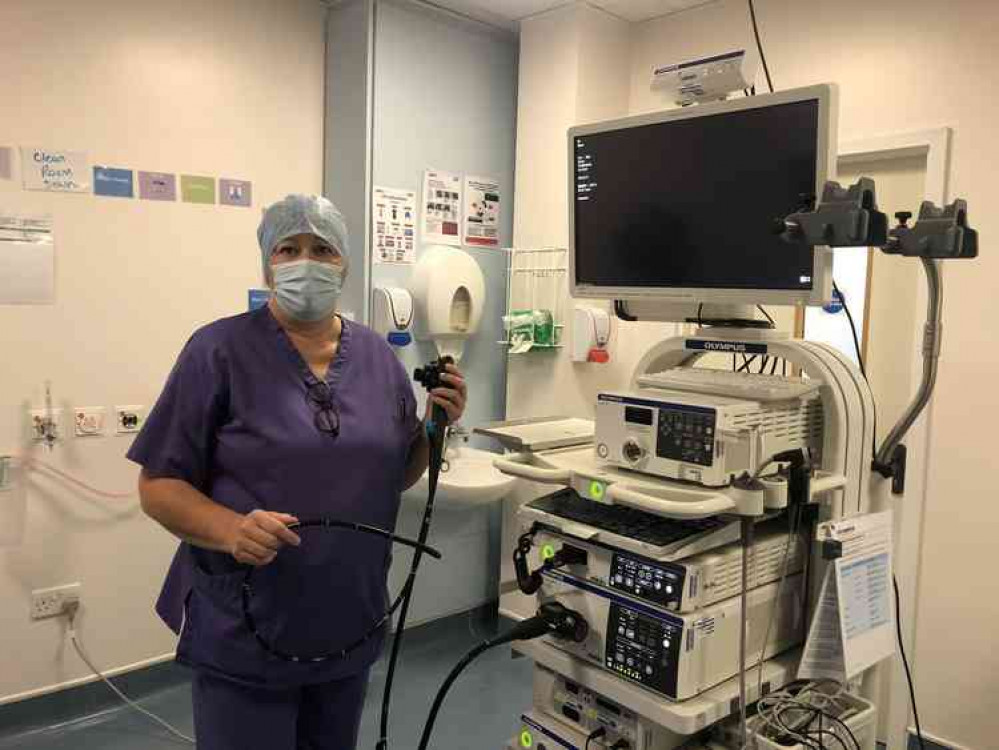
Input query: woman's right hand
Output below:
<box><xmin>229</xmin><ymin>509</ymin><xmax>302</xmax><ymax>566</ymax></box>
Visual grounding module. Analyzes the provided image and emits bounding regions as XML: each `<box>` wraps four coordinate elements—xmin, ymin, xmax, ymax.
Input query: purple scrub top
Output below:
<box><xmin>127</xmin><ymin>306</ymin><xmax>420</xmax><ymax>688</ymax></box>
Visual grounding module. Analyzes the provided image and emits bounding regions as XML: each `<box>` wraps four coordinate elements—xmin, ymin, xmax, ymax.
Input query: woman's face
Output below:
<box><xmin>266</xmin><ymin>233</ymin><xmax>345</xmax><ymax>286</ymax></box>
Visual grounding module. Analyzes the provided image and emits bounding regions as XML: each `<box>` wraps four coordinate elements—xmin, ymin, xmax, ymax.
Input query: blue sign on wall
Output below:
<box><xmin>248</xmin><ymin>289</ymin><xmax>270</xmax><ymax>311</ymax></box>
<box><xmin>93</xmin><ymin>166</ymin><xmax>134</xmax><ymax>198</ymax></box>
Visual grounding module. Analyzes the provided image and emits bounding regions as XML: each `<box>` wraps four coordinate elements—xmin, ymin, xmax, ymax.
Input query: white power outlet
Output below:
<box><xmin>30</xmin><ymin>409</ymin><xmax>63</xmax><ymax>444</ymax></box>
<box><xmin>115</xmin><ymin>405</ymin><xmax>147</xmax><ymax>434</ymax></box>
<box><xmin>31</xmin><ymin>583</ymin><xmax>81</xmax><ymax>620</ymax></box>
<box><xmin>74</xmin><ymin>407</ymin><xmax>107</xmax><ymax>437</ymax></box>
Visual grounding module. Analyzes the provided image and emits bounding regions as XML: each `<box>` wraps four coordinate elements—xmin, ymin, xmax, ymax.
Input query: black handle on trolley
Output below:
<box><xmin>513</xmin><ymin>530</ymin><xmax>588</xmax><ymax>596</ymax></box>
<box><xmin>513</xmin><ymin>532</ymin><xmax>544</xmax><ymax>595</ymax></box>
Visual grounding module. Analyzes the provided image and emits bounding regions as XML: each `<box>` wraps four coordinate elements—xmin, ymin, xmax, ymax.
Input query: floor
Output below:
<box><xmin>0</xmin><ymin>610</ymin><xmax>532</xmax><ymax>750</ymax></box>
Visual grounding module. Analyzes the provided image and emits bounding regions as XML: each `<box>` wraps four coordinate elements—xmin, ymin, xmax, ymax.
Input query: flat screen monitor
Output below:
<box><xmin>569</xmin><ymin>84</ymin><xmax>837</xmax><ymax>306</ymax></box>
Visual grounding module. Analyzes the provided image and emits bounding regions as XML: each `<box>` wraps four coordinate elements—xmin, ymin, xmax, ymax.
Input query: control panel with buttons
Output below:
<box><xmin>655</xmin><ymin>404</ymin><xmax>716</xmax><ymax>467</ymax></box>
<box><xmin>605</xmin><ymin>603</ymin><xmax>682</xmax><ymax>698</ymax></box>
<box><xmin>609</xmin><ymin>552</ymin><xmax>685</xmax><ymax>609</ymax></box>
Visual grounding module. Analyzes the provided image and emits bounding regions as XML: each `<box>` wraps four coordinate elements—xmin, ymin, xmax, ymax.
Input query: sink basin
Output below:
<box><xmin>403</xmin><ymin>446</ymin><xmax>517</xmax><ymax>507</ymax></box>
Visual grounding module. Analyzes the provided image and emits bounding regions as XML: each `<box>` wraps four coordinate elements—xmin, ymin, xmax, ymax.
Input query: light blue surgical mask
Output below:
<box><xmin>272</xmin><ymin>260</ymin><xmax>344</xmax><ymax>321</ymax></box>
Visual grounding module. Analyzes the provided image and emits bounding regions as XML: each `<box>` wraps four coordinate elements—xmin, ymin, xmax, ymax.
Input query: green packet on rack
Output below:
<box><xmin>504</xmin><ymin>309</ymin><xmax>555</xmax><ymax>348</ymax></box>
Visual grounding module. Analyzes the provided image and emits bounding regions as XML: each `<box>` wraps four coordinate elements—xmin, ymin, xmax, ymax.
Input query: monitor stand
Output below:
<box><xmin>614</xmin><ymin>299</ymin><xmax>777</xmax><ymax>331</ymax></box>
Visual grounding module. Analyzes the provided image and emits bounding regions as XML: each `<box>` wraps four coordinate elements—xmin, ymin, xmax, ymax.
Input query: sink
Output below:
<box><xmin>403</xmin><ymin>445</ymin><xmax>517</xmax><ymax>507</ymax></box>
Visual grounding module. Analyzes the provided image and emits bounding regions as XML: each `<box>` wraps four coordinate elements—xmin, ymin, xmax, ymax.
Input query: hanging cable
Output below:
<box><xmin>894</xmin><ymin>576</ymin><xmax>926</xmax><ymax>750</ymax></box>
<box><xmin>747</xmin><ymin>0</ymin><xmax>775</xmax><ymax>93</ymax></box>
<box><xmin>378</xmin><ymin>356</ymin><xmax>455</xmax><ymax>750</ymax></box>
<box><xmin>22</xmin><ymin>457</ymin><xmax>134</xmax><ymax>499</ymax></box>
<box><xmin>66</xmin><ymin>602</ymin><xmax>194</xmax><ymax>744</ymax></box>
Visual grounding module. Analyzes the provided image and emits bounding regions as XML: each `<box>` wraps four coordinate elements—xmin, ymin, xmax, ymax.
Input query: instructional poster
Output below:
<box><xmin>421</xmin><ymin>169</ymin><xmax>461</xmax><ymax>246</ymax></box>
<box><xmin>21</xmin><ymin>148</ymin><xmax>90</xmax><ymax>192</ymax></box>
<box><xmin>799</xmin><ymin>511</ymin><xmax>895</xmax><ymax>681</ymax></box>
<box><xmin>463</xmin><ymin>175</ymin><xmax>501</xmax><ymax>247</ymax></box>
<box><xmin>373</xmin><ymin>186</ymin><xmax>417</xmax><ymax>264</ymax></box>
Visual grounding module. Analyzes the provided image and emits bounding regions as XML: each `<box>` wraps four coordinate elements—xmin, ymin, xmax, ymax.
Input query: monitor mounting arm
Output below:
<box><xmin>778</xmin><ymin>178</ymin><xmax>979</xmax><ymax>494</ymax></box>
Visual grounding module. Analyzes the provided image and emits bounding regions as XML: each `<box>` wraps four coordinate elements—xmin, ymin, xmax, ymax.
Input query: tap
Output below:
<box><xmin>447</xmin><ymin>423</ymin><xmax>470</xmax><ymax>443</ymax></box>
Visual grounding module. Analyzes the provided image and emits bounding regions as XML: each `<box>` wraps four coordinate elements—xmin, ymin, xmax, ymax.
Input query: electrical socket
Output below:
<box><xmin>115</xmin><ymin>405</ymin><xmax>147</xmax><ymax>434</ymax></box>
<box><xmin>30</xmin><ymin>409</ymin><xmax>63</xmax><ymax>443</ymax></box>
<box><xmin>74</xmin><ymin>407</ymin><xmax>107</xmax><ymax>437</ymax></box>
<box><xmin>31</xmin><ymin>583</ymin><xmax>81</xmax><ymax>620</ymax></box>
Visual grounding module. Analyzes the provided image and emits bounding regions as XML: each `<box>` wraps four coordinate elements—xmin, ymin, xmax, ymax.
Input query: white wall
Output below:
<box><xmin>0</xmin><ymin>0</ymin><xmax>325</xmax><ymax>704</ymax></box>
<box><xmin>508</xmin><ymin>3</ymin><xmax>671</xmax><ymax>424</ymax></box>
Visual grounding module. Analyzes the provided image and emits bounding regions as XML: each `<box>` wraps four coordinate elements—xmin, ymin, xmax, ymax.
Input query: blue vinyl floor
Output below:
<box><xmin>0</xmin><ymin>609</ymin><xmax>532</xmax><ymax>750</ymax></box>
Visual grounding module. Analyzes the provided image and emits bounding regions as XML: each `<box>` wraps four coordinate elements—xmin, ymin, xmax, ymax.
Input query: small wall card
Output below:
<box><xmin>0</xmin><ymin>213</ymin><xmax>55</xmax><ymax>305</ymax></box>
<box><xmin>373</xmin><ymin>186</ymin><xmax>417</xmax><ymax>264</ymax></box>
<box><xmin>21</xmin><ymin>148</ymin><xmax>90</xmax><ymax>192</ymax></box>
<box><xmin>463</xmin><ymin>175</ymin><xmax>501</xmax><ymax>247</ymax></box>
<box><xmin>93</xmin><ymin>166</ymin><xmax>134</xmax><ymax>198</ymax></box>
<box><xmin>220</xmin><ymin>179</ymin><xmax>252</xmax><ymax>207</ymax></box>
<box><xmin>139</xmin><ymin>171</ymin><xmax>177</xmax><ymax>201</ymax></box>
<box><xmin>421</xmin><ymin>169</ymin><xmax>462</xmax><ymax>246</ymax></box>
<box><xmin>248</xmin><ymin>289</ymin><xmax>270</xmax><ymax>311</ymax></box>
<box><xmin>181</xmin><ymin>175</ymin><xmax>216</xmax><ymax>205</ymax></box>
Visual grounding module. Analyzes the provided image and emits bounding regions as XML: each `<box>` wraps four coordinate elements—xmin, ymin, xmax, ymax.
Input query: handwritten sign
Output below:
<box><xmin>21</xmin><ymin>148</ymin><xmax>90</xmax><ymax>193</ymax></box>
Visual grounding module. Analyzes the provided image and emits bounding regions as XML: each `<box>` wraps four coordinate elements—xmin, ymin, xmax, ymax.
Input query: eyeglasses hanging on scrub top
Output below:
<box><xmin>306</xmin><ymin>381</ymin><xmax>340</xmax><ymax>437</ymax></box>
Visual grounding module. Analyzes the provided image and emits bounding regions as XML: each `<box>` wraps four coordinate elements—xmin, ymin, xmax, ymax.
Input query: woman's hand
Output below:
<box><xmin>426</xmin><ymin>363</ymin><xmax>468</xmax><ymax>425</ymax></box>
<box><xmin>228</xmin><ymin>509</ymin><xmax>302</xmax><ymax>566</ymax></box>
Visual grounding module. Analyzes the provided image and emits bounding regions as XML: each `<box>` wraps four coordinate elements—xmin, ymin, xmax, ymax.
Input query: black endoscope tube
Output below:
<box><xmin>376</xmin><ymin>404</ymin><xmax>448</xmax><ymax>750</ymax></box>
<box><xmin>240</xmin><ymin>521</ymin><xmax>442</xmax><ymax>664</ymax></box>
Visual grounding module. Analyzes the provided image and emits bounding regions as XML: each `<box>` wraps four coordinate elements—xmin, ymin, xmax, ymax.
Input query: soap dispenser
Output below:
<box><xmin>372</xmin><ymin>287</ymin><xmax>414</xmax><ymax>347</ymax></box>
<box><xmin>411</xmin><ymin>245</ymin><xmax>486</xmax><ymax>362</ymax></box>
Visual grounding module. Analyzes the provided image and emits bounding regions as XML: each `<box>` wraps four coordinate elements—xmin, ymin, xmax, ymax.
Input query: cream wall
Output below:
<box><xmin>0</xmin><ymin>0</ymin><xmax>325</xmax><ymax>704</ymax></box>
<box><xmin>508</xmin><ymin>3</ymin><xmax>669</xmax><ymax>424</ymax></box>
<box><xmin>510</xmin><ymin>1</ymin><xmax>996</xmax><ymax>748</ymax></box>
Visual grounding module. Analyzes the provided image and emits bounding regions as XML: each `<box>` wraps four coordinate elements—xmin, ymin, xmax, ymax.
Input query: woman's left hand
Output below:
<box><xmin>427</xmin><ymin>363</ymin><xmax>467</xmax><ymax>425</ymax></box>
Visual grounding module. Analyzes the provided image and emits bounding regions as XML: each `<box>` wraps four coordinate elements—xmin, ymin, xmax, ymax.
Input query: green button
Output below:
<box><xmin>541</xmin><ymin>544</ymin><xmax>556</xmax><ymax>561</ymax></box>
<box><xmin>520</xmin><ymin>730</ymin><xmax>534</xmax><ymax>748</ymax></box>
<box><xmin>589</xmin><ymin>480</ymin><xmax>605</xmax><ymax>500</ymax></box>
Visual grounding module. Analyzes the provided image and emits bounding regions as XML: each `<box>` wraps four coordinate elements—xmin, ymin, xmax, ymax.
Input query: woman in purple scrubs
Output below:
<box><xmin>128</xmin><ymin>194</ymin><xmax>467</xmax><ymax>750</ymax></box>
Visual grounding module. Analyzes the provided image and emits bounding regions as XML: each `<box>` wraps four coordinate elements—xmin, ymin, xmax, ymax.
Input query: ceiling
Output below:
<box><xmin>425</xmin><ymin>0</ymin><xmax>716</xmax><ymax>30</ymax></box>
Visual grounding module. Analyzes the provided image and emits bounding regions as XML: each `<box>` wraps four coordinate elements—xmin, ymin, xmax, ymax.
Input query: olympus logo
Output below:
<box><xmin>702</xmin><ymin>341</ymin><xmax>747</xmax><ymax>352</ymax></box>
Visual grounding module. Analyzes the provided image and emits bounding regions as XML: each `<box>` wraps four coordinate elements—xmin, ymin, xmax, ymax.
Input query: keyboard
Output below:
<box><xmin>638</xmin><ymin>367</ymin><xmax>820</xmax><ymax>402</ymax></box>
<box><xmin>526</xmin><ymin>489</ymin><xmax>728</xmax><ymax>548</ymax></box>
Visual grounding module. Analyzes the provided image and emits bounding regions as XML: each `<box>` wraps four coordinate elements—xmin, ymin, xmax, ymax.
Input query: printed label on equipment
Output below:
<box><xmin>694</xmin><ymin>616</ymin><xmax>716</xmax><ymax>637</ymax></box>
<box><xmin>685</xmin><ymin>339</ymin><xmax>768</xmax><ymax>355</ymax></box>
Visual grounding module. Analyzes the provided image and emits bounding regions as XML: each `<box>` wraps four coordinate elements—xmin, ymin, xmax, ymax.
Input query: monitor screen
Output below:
<box><xmin>573</xmin><ymin>99</ymin><xmax>820</xmax><ymax>292</ymax></box>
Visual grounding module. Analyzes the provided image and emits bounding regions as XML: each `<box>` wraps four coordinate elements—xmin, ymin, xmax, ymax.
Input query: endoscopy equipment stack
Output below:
<box><xmin>474</xmin><ymin>82</ymin><xmax>978</xmax><ymax>750</ymax></box>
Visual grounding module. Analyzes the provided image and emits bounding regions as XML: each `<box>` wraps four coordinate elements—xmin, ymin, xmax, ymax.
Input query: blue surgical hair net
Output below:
<box><xmin>257</xmin><ymin>194</ymin><xmax>350</xmax><ymax>273</ymax></box>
